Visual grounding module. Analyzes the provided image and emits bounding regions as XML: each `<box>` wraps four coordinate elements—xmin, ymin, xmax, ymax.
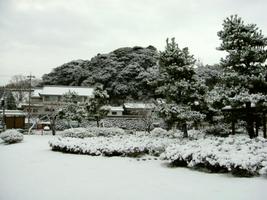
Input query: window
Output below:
<box><xmin>111</xmin><ymin>111</ymin><xmax>117</xmax><ymax>115</ymax></box>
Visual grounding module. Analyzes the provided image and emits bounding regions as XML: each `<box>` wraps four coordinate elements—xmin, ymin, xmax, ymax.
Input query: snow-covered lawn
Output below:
<box><xmin>0</xmin><ymin>135</ymin><xmax>266</xmax><ymax>200</ymax></box>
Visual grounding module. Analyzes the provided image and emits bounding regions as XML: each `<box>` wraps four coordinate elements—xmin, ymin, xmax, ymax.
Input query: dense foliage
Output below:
<box><xmin>209</xmin><ymin>15</ymin><xmax>267</xmax><ymax>138</ymax></box>
<box><xmin>42</xmin><ymin>46</ymin><xmax>159</xmax><ymax>102</ymax></box>
<box><xmin>154</xmin><ymin>38</ymin><xmax>207</xmax><ymax>136</ymax></box>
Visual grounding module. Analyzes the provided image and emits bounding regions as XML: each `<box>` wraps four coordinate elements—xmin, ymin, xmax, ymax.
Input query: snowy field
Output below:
<box><xmin>0</xmin><ymin>135</ymin><xmax>266</xmax><ymax>200</ymax></box>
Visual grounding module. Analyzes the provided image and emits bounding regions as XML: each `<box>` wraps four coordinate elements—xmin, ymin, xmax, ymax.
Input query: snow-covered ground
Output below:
<box><xmin>0</xmin><ymin>135</ymin><xmax>266</xmax><ymax>200</ymax></box>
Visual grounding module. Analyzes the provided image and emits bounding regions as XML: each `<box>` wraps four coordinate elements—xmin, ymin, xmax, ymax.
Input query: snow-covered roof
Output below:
<box><xmin>100</xmin><ymin>106</ymin><xmax>124</xmax><ymax>112</ymax></box>
<box><xmin>0</xmin><ymin>110</ymin><xmax>27</xmax><ymax>117</ymax></box>
<box><xmin>222</xmin><ymin>105</ymin><xmax>232</xmax><ymax>110</ymax></box>
<box><xmin>37</xmin><ymin>86</ymin><xmax>94</xmax><ymax>97</ymax></box>
<box><xmin>110</xmin><ymin>106</ymin><xmax>124</xmax><ymax>112</ymax></box>
<box><xmin>32</xmin><ymin>88</ymin><xmax>43</xmax><ymax>98</ymax></box>
<box><xmin>124</xmin><ymin>103</ymin><xmax>155</xmax><ymax>109</ymax></box>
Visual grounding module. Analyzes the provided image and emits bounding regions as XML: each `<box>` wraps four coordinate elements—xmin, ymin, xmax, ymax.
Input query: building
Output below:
<box><xmin>0</xmin><ymin>110</ymin><xmax>26</xmax><ymax>129</ymax></box>
<box><xmin>19</xmin><ymin>85</ymin><xmax>94</xmax><ymax>116</ymax></box>
<box><xmin>123</xmin><ymin>102</ymin><xmax>155</xmax><ymax>116</ymax></box>
<box><xmin>104</xmin><ymin>106</ymin><xmax>124</xmax><ymax>117</ymax></box>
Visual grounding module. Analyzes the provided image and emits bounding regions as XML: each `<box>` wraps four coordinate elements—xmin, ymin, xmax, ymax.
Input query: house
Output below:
<box><xmin>19</xmin><ymin>85</ymin><xmax>94</xmax><ymax>116</ymax></box>
<box><xmin>123</xmin><ymin>102</ymin><xmax>155</xmax><ymax>116</ymax></box>
<box><xmin>104</xmin><ymin>106</ymin><xmax>124</xmax><ymax>117</ymax></box>
<box><xmin>0</xmin><ymin>110</ymin><xmax>26</xmax><ymax>129</ymax></box>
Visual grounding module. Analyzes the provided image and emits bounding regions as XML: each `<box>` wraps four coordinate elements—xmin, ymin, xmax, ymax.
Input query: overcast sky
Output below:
<box><xmin>0</xmin><ymin>0</ymin><xmax>266</xmax><ymax>85</ymax></box>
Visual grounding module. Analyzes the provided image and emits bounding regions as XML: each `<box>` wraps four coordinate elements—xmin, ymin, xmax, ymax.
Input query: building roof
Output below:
<box><xmin>32</xmin><ymin>88</ymin><xmax>43</xmax><ymax>98</ymax></box>
<box><xmin>100</xmin><ymin>106</ymin><xmax>124</xmax><ymax>112</ymax></box>
<box><xmin>0</xmin><ymin>110</ymin><xmax>27</xmax><ymax>117</ymax></box>
<box><xmin>109</xmin><ymin>106</ymin><xmax>124</xmax><ymax>112</ymax></box>
<box><xmin>124</xmin><ymin>103</ymin><xmax>155</xmax><ymax>109</ymax></box>
<box><xmin>35</xmin><ymin>86</ymin><xmax>94</xmax><ymax>97</ymax></box>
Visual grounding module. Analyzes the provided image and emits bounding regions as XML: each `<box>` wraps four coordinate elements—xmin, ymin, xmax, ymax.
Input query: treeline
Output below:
<box><xmin>6</xmin><ymin>15</ymin><xmax>264</xmax><ymax>138</ymax></box>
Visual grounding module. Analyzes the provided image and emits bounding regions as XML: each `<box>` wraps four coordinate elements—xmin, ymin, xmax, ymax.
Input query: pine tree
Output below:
<box><xmin>217</xmin><ymin>15</ymin><xmax>267</xmax><ymax>138</ymax></box>
<box><xmin>6</xmin><ymin>91</ymin><xmax>16</xmax><ymax>110</ymax></box>
<box><xmin>85</xmin><ymin>84</ymin><xmax>109</xmax><ymax>127</ymax></box>
<box><xmin>58</xmin><ymin>91</ymin><xmax>87</xmax><ymax>127</ymax></box>
<box><xmin>156</xmin><ymin>38</ymin><xmax>206</xmax><ymax>137</ymax></box>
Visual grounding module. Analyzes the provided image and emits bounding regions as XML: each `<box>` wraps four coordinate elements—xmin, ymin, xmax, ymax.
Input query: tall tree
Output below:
<box><xmin>5</xmin><ymin>91</ymin><xmax>16</xmax><ymax>110</ymax></box>
<box><xmin>58</xmin><ymin>91</ymin><xmax>87</xmax><ymax>127</ymax></box>
<box><xmin>85</xmin><ymin>84</ymin><xmax>109</xmax><ymax>127</ymax></box>
<box><xmin>217</xmin><ymin>15</ymin><xmax>267</xmax><ymax>138</ymax></box>
<box><xmin>156</xmin><ymin>38</ymin><xmax>206</xmax><ymax>137</ymax></box>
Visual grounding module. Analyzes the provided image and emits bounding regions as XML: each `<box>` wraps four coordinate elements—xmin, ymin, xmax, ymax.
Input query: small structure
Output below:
<box><xmin>222</xmin><ymin>104</ymin><xmax>267</xmax><ymax>138</ymax></box>
<box><xmin>105</xmin><ymin>106</ymin><xmax>124</xmax><ymax>117</ymax></box>
<box><xmin>0</xmin><ymin>110</ymin><xmax>26</xmax><ymax>129</ymax></box>
<box><xmin>123</xmin><ymin>103</ymin><xmax>155</xmax><ymax>116</ymax></box>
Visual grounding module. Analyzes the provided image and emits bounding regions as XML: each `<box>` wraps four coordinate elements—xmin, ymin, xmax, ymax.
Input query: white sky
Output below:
<box><xmin>0</xmin><ymin>0</ymin><xmax>266</xmax><ymax>85</ymax></box>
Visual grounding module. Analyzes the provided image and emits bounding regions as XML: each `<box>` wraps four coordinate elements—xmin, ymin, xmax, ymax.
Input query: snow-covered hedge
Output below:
<box><xmin>204</xmin><ymin>124</ymin><xmax>230</xmax><ymax>137</ymax></box>
<box><xmin>61</xmin><ymin>127</ymin><xmax>125</xmax><ymax>138</ymax></box>
<box><xmin>161</xmin><ymin>135</ymin><xmax>267</xmax><ymax>177</ymax></box>
<box><xmin>101</xmin><ymin>118</ymin><xmax>147</xmax><ymax>131</ymax></box>
<box><xmin>49</xmin><ymin>135</ymin><xmax>178</xmax><ymax>157</ymax></box>
<box><xmin>0</xmin><ymin>129</ymin><xmax>24</xmax><ymax>144</ymax></box>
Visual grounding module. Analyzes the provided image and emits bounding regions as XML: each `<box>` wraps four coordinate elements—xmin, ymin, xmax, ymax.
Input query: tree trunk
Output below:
<box><xmin>255</xmin><ymin>117</ymin><xmax>259</xmax><ymax>137</ymax></box>
<box><xmin>231</xmin><ymin>112</ymin><xmax>235</xmax><ymax>135</ymax></box>
<box><xmin>182</xmin><ymin>122</ymin><xmax>188</xmax><ymax>138</ymax></box>
<box><xmin>246</xmin><ymin>102</ymin><xmax>255</xmax><ymax>139</ymax></box>
<box><xmin>51</xmin><ymin>117</ymin><xmax>56</xmax><ymax>136</ymax></box>
<box><xmin>96</xmin><ymin>117</ymin><xmax>100</xmax><ymax>127</ymax></box>
<box><xmin>263</xmin><ymin>113</ymin><xmax>266</xmax><ymax>139</ymax></box>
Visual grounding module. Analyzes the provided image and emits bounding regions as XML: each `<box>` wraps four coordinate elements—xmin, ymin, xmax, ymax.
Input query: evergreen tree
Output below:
<box><xmin>217</xmin><ymin>15</ymin><xmax>267</xmax><ymax>138</ymax></box>
<box><xmin>58</xmin><ymin>91</ymin><xmax>87</xmax><ymax>126</ymax></box>
<box><xmin>85</xmin><ymin>84</ymin><xmax>109</xmax><ymax>127</ymax></box>
<box><xmin>5</xmin><ymin>91</ymin><xmax>16</xmax><ymax>110</ymax></box>
<box><xmin>156</xmin><ymin>38</ymin><xmax>206</xmax><ymax>137</ymax></box>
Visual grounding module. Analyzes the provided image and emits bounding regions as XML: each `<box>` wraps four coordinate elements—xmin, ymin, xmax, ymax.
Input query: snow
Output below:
<box><xmin>0</xmin><ymin>110</ymin><xmax>26</xmax><ymax>116</ymax></box>
<box><xmin>0</xmin><ymin>135</ymin><xmax>266</xmax><ymax>200</ymax></box>
<box><xmin>37</xmin><ymin>86</ymin><xmax>94</xmax><ymax>97</ymax></box>
<box><xmin>124</xmin><ymin>102</ymin><xmax>155</xmax><ymax>109</ymax></box>
<box><xmin>0</xmin><ymin>129</ymin><xmax>24</xmax><ymax>143</ymax></box>
<box><xmin>161</xmin><ymin>135</ymin><xmax>267</xmax><ymax>176</ymax></box>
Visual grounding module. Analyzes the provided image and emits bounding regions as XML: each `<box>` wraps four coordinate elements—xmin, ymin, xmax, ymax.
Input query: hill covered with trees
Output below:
<box><xmin>41</xmin><ymin>46</ymin><xmax>159</xmax><ymax>103</ymax></box>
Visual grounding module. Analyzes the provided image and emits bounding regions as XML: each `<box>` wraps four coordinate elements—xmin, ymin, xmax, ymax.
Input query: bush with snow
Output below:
<box><xmin>204</xmin><ymin>124</ymin><xmax>230</xmax><ymax>137</ymax></box>
<box><xmin>150</xmin><ymin>128</ymin><xmax>168</xmax><ymax>137</ymax></box>
<box><xmin>49</xmin><ymin>134</ymin><xmax>178</xmax><ymax>157</ymax></box>
<box><xmin>61</xmin><ymin>127</ymin><xmax>126</xmax><ymax>138</ymax></box>
<box><xmin>0</xmin><ymin>129</ymin><xmax>24</xmax><ymax>144</ymax></box>
<box><xmin>161</xmin><ymin>135</ymin><xmax>267</xmax><ymax>177</ymax></box>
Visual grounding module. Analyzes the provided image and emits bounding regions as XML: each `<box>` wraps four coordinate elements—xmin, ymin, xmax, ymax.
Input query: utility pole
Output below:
<box><xmin>27</xmin><ymin>74</ymin><xmax>35</xmax><ymax>129</ymax></box>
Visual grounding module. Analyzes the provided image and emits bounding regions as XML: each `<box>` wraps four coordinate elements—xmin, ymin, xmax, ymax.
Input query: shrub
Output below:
<box><xmin>204</xmin><ymin>124</ymin><xmax>230</xmax><ymax>137</ymax></box>
<box><xmin>161</xmin><ymin>135</ymin><xmax>267</xmax><ymax>177</ymax></box>
<box><xmin>49</xmin><ymin>134</ymin><xmax>178</xmax><ymax>157</ymax></box>
<box><xmin>61</xmin><ymin>127</ymin><xmax>126</xmax><ymax>138</ymax></box>
<box><xmin>0</xmin><ymin>129</ymin><xmax>24</xmax><ymax>144</ymax></box>
<box><xmin>150</xmin><ymin>128</ymin><xmax>168</xmax><ymax>137</ymax></box>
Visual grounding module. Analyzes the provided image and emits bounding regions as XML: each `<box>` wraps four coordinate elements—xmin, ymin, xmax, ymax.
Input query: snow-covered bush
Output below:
<box><xmin>204</xmin><ymin>124</ymin><xmax>230</xmax><ymax>137</ymax></box>
<box><xmin>149</xmin><ymin>128</ymin><xmax>199</xmax><ymax>139</ymax></box>
<box><xmin>0</xmin><ymin>129</ymin><xmax>24</xmax><ymax>144</ymax></box>
<box><xmin>150</xmin><ymin>128</ymin><xmax>168</xmax><ymax>137</ymax></box>
<box><xmin>101</xmin><ymin>118</ymin><xmax>147</xmax><ymax>131</ymax></box>
<box><xmin>61</xmin><ymin>127</ymin><xmax>125</xmax><ymax>138</ymax></box>
<box><xmin>161</xmin><ymin>135</ymin><xmax>267</xmax><ymax>177</ymax></box>
<box><xmin>49</xmin><ymin>134</ymin><xmax>178</xmax><ymax>157</ymax></box>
